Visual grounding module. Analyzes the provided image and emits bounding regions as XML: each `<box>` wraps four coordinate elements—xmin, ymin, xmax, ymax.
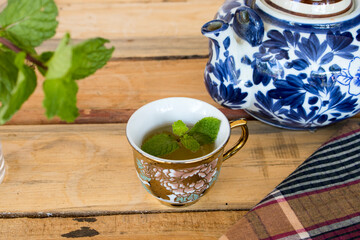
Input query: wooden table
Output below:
<box><xmin>0</xmin><ymin>0</ymin><xmax>358</xmax><ymax>239</ymax></box>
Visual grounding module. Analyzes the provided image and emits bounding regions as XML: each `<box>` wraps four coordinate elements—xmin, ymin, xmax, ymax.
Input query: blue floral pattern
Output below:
<box><xmin>251</xmin><ymin>69</ymin><xmax>358</xmax><ymax>129</ymax></box>
<box><xmin>204</xmin><ymin>27</ymin><xmax>249</xmax><ymax>108</ymax></box>
<box><xmin>255</xmin><ymin>30</ymin><xmax>359</xmax><ymax>71</ymax></box>
<box><xmin>337</xmin><ymin>57</ymin><xmax>360</xmax><ymax>96</ymax></box>
<box><xmin>357</xmin><ymin>29</ymin><xmax>360</xmax><ymax>41</ymax></box>
<box><xmin>203</xmin><ymin>0</ymin><xmax>360</xmax><ymax>129</ymax></box>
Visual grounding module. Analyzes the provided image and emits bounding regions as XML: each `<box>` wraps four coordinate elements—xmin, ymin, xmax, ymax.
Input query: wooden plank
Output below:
<box><xmin>0</xmin><ymin>0</ymin><xmax>219</xmax><ymax>58</ymax></box>
<box><xmin>0</xmin><ymin>211</ymin><xmax>247</xmax><ymax>240</ymax></box>
<box><xmin>49</xmin><ymin>0</ymin><xmax>218</xmax><ymax>58</ymax></box>
<box><xmin>51</xmin><ymin>0</ymin><xmax>218</xmax><ymax>39</ymax></box>
<box><xmin>0</xmin><ymin>120</ymin><xmax>351</xmax><ymax>215</ymax></box>
<box><xmin>8</xmin><ymin>58</ymin><xmax>251</xmax><ymax>125</ymax></box>
<box><xmin>7</xmin><ymin>108</ymin><xmax>250</xmax><ymax>125</ymax></box>
<box><xmin>40</xmin><ymin>37</ymin><xmax>210</xmax><ymax>59</ymax></box>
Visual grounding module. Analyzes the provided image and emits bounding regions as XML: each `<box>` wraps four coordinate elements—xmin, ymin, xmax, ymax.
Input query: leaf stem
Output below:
<box><xmin>0</xmin><ymin>37</ymin><xmax>47</xmax><ymax>70</ymax></box>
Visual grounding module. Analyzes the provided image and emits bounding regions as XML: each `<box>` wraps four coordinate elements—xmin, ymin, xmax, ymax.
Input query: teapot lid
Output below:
<box><xmin>260</xmin><ymin>0</ymin><xmax>354</xmax><ymax>18</ymax></box>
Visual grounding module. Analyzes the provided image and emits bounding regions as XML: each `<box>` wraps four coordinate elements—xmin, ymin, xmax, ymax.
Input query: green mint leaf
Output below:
<box><xmin>0</xmin><ymin>52</ymin><xmax>37</xmax><ymax>124</ymax></box>
<box><xmin>43</xmin><ymin>33</ymin><xmax>78</xmax><ymax>122</ymax></box>
<box><xmin>180</xmin><ymin>134</ymin><xmax>200</xmax><ymax>152</ymax></box>
<box><xmin>0</xmin><ymin>51</ymin><xmax>18</xmax><ymax>103</ymax></box>
<box><xmin>43</xmin><ymin>78</ymin><xmax>79</xmax><ymax>122</ymax></box>
<box><xmin>141</xmin><ymin>133</ymin><xmax>179</xmax><ymax>157</ymax></box>
<box><xmin>45</xmin><ymin>33</ymin><xmax>72</xmax><ymax>80</ymax></box>
<box><xmin>0</xmin><ymin>0</ymin><xmax>58</xmax><ymax>48</ymax></box>
<box><xmin>0</xmin><ymin>31</ymin><xmax>36</xmax><ymax>55</ymax></box>
<box><xmin>37</xmin><ymin>51</ymin><xmax>54</xmax><ymax>76</ymax></box>
<box><xmin>188</xmin><ymin>117</ymin><xmax>221</xmax><ymax>145</ymax></box>
<box><xmin>72</xmin><ymin>38</ymin><xmax>114</xmax><ymax>80</ymax></box>
<box><xmin>172</xmin><ymin>120</ymin><xmax>188</xmax><ymax>137</ymax></box>
<box><xmin>42</xmin><ymin>34</ymin><xmax>114</xmax><ymax>122</ymax></box>
<box><xmin>39</xmin><ymin>51</ymin><xmax>54</xmax><ymax>63</ymax></box>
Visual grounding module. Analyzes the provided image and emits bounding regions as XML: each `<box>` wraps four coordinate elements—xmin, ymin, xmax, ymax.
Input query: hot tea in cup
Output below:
<box><xmin>126</xmin><ymin>97</ymin><xmax>248</xmax><ymax>207</ymax></box>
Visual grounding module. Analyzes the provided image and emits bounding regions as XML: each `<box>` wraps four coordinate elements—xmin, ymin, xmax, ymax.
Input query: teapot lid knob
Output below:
<box><xmin>260</xmin><ymin>0</ymin><xmax>354</xmax><ymax>18</ymax></box>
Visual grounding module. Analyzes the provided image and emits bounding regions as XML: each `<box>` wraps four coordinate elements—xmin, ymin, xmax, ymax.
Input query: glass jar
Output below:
<box><xmin>0</xmin><ymin>142</ymin><xmax>5</xmax><ymax>183</ymax></box>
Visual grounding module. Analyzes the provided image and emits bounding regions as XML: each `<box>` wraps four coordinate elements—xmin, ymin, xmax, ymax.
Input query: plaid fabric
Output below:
<box><xmin>221</xmin><ymin>121</ymin><xmax>360</xmax><ymax>240</ymax></box>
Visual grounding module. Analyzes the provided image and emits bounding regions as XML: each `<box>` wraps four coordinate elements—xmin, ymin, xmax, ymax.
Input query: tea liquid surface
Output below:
<box><xmin>142</xmin><ymin>125</ymin><xmax>215</xmax><ymax>160</ymax></box>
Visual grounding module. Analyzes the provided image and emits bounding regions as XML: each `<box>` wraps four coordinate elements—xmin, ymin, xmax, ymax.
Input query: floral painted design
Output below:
<box><xmin>203</xmin><ymin>0</ymin><xmax>360</xmax><ymax>129</ymax></box>
<box><xmin>136</xmin><ymin>157</ymin><xmax>219</xmax><ymax>204</ymax></box>
<box><xmin>337</xmin><ymin>57</ymin><xmax>360</xmax><ymax>96</ymax></box>
<box><xmin>250</xmin><ymin>30</ymin><xmax>359</xmax><ymax>128</ymax></box>
<box><xmin>255</xmin><ymin>30</ymin><xmax>359</xmax><ymax>71</ymax></box>
<box><xmin>249</xmin><ymin>68</ymin><xmax>358</xmax><ymax>129</ymax></box>
<box><xmin>204</xmin><ymin>33</ymin><xmax>248</xmax><ymax>108</ymax></box>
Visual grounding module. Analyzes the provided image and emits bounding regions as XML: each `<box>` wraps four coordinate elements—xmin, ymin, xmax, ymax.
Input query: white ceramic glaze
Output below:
<box><xmin>261</xmin><ymin>0</ymin><xmax>353</xmax><ymax>18</ymax></box>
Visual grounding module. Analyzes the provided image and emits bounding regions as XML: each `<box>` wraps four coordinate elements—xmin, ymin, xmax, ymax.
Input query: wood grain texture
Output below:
<box><xmin>0</xmin><ymin>211</ymin><xmax>247</xmax><ymax>240</ymax></box>
<box><xmin>42</xmin><ymin>0</ymin><xmax>218</xmax><ymax>58</ymax></box>
<box><xmin>7</xmin><ymin>59</ymin><xmax>252</xmax><ymax>125</ymax></box>
<box><xmin>40</xmin><ymin>37</ymin><xmax>210</xmax><ymax>59</ymax></box>
<box><xmin>53</xmin><ymin>1</ymin><xmax>216</xmax><ymax>39</ymax></box>
<box><xmin>0</xmin><ymin>120</ymin><xmax>351</xmax><ymax>216</ymax></box>
<box><xmin>0</xmin><ymin>0</ymin><xmax>218</xmax><ymax>58</ymax></box>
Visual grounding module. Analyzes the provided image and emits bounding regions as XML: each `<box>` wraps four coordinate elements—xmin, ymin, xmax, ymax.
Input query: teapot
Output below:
<box><xmin>201</xmin><ymin>0</ymin><xmax>360</xmax><ymax>130</ymax></box>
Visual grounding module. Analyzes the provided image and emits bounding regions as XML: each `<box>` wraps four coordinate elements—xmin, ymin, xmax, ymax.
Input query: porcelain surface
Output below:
<box><xmin>202</xmin><ymin>0</ymin><xmax>360</xmax><ymax>130</ymax></box>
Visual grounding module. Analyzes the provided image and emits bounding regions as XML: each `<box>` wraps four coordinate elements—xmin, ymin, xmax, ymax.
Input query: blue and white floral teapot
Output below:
<box><xmin>201</xmin><ymin>0</ymin><xmax>360</xmax><ymax>129</ymax></box>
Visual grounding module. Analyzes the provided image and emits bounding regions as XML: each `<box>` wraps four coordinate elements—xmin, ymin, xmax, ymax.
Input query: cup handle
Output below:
<box><xmin>223</xmin><ymin>119</ymin><xmax>249</xmax><ymax>162</ymax></box>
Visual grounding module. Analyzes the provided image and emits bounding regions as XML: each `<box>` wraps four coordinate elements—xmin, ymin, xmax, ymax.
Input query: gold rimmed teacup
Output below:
<box><xmin>126</xmin><ymin>97</ymin><xmax>249</xmax><ymax>207</ymax></box>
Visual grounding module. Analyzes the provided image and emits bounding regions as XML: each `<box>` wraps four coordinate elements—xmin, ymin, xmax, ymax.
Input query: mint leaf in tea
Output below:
<box><xmin>172</xmin><ymin>120</ymin><xmax>188</xmax><ymax>137</ymax></box>
<box><xmin>141</xmin><ymin>133</ymin><xmax>179</xmax><ymax>157</ymax></box>
<box><xmin>189</xmin><ymin>117</ymin><xmax>221</xmax><ymax>145</ymax></box>
<box><xmin>141</xmin><ymin>117</ymin><xmax>221</xmax><ymax>160</ymax></box>
<box><xmin>180</xmin><ymin>134</ymin><xmax>200</xmax><ymax>152</ymax></box>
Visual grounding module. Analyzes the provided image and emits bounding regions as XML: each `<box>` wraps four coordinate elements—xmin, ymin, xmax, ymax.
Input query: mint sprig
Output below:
<box><xmin>141</xmin><ymin>117</ymin><xmax>221</xmax><ymax>157</ymax></box>
<box><xmin>0</xmin><ymin>0</ymin><xmax>114</xmax><ymax>124</ymax></box>
<box><xmin>0</xmin><ymin>0</ymin><xmax>58</xmax><ymax>52</ymax></box>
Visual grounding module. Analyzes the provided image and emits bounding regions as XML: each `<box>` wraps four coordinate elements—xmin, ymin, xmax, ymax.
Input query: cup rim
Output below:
<box><xmin>126</xmin><ymin>97</ymin><xmax>231</xmax><ymax>164</ymax></box>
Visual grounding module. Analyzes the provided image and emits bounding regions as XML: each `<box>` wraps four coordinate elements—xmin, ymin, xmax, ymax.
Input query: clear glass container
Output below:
<box><xmin>0</xmin><ymin>142</ymin><xmax>5</xmax><ymax>183</ymax></box>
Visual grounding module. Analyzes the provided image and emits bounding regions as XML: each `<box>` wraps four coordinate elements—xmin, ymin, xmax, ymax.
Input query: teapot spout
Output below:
<box><xmin>201</xmin><ymin>20</ymin><xmax>229</xmax><ymax>41</ymax></box>
<box><xmin>201</xmin><ymin>20</ymin><xmax>233</xmax><ymax>61</ymax></box>
<box><xmin>201</xmin><ymin>19</ymin><xmax>254</xmax><ymax>110</ymax></box>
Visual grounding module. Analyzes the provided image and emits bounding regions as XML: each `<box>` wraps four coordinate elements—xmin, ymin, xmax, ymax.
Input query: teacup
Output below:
<box><xmin>126</xmin><ymin>97</ymin><xmax>249</xmax><ymax>207</ymax></box>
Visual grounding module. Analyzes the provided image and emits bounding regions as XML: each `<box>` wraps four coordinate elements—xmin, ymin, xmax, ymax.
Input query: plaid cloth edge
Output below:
<box><xmin>221</xmin><ymin>124</ymin><xmax>360</xmax><ymax>240</ymax></box>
